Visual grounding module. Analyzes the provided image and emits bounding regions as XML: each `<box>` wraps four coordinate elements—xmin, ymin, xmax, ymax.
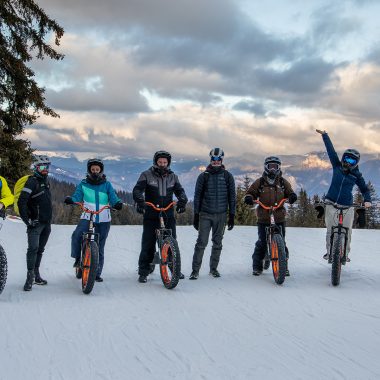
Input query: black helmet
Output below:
<box><xmin>264</xmin><ymin>156</ymin><xmax>281</xmax><ymax>178</ymax></box>
<box><xmin>342</xmin><ymin>149</ymin><xmax>360</xmax><ymax>169</ymax></box>
<box><xmin>209</xmin><ymin>148</ymin><xmax>224</xmax><ymax>161</ymax></box>
<box><xmin>153</xmin><ymin>150</ymin><xmax>171</xmax><ymax>166</ymax></box>
<box><xmin>87</xmin><ymin>158</ymin><xmax>104</xmax><ymax>174</ymax></box>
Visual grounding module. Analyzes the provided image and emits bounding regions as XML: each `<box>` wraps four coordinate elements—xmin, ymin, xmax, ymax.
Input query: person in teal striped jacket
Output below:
<box><xmin>64</xmin><ymin>159</ymin><xmax>123</xmax><ymax>282</ymax></box>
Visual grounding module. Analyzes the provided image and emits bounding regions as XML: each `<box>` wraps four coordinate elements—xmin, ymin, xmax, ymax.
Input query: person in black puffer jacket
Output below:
<box><xmin>18</xmin><ymin>155</ymin><xmax>52</xmax><ymax>291</ymax></box>
<box><xmin>189</xmin><ymin>148</ymin><xmax>236</xmax><ymax>280</ymax></box>
<box><xmin>133</xmin><ymin>150</ymin><xmax>188</xmax><ymax>283</ymax></box>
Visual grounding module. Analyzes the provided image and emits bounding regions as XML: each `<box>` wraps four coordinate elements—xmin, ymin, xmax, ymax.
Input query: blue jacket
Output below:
<box><xmin>322</xmin><ymin>133</ymin><xmax>371</xmax><ymax>206</ymax></box>
<box><xmin>71</xmin><ymin>177</ymin><xmax>120</xmax><ymax>223</ymax></box>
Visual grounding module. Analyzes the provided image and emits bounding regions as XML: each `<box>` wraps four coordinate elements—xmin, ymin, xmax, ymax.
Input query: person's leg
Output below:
<box><xmin>24</xmin><ymin>224</ymin><xmax>44</xmax><ymax>290</ymax></box>
<box><xmin>71</xmin><ymin>219</ymin><xmax>89</xmax><ymax>261</ymax></box>
<box><xmin>342</xmin><ymin>207</ymin><xmax>355</xmax><ymax>256</ymax></box>
<box><xmin>34</xmin><ymin>223</ymin><xmax>51</xmax><ymax>284</ymax></box>
<box><xmin>138</xmin><ymin>219</ymin><xmax>159</xmax><ymax>277</ymax></box>
<box><xmin>252</xmin><ymin>223</ymin><xmax>268</xmax><ymax>273</ymax></box>
<box><xmin>209</xmin><ymin>213</ymin><xmax>227</xmax><ymax>273</ymax></box>
<box><xmin>95</xmin><ymin>222</ymin><xmax>111</xmax><ymax>277</ymax></box>
<box><xmin>324</xmin><ymin>204</ymin><xmax>336</xmax><ymax>257</ymax></box>
<box><xmin>192</xmin><ymin>213</ymin><xmax>212</xmax><ymax>273</ymax></box>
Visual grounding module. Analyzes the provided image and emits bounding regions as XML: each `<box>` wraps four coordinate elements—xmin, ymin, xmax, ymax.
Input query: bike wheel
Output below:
<box><xmin>81</xmin><ymin>241</ymin><xmax>99</xmax><ymax>294</ymax></box>
<box><xmin>331</xmin><ymin>233</ymin><xmax>343</xmax><ymax>286</ymax></box>
<box><xmin>271</xmin><ymin>234</ymin><xmax>287</xmax><ymax>285</ymax></box>
<box><xmin>160</xmin><ymin>236</ymin><xmax>181</xmax><ymax>289</ymax></box>
<box><xmin>0</xmin><ymin>245</ymin><xmax>7</xmax><ymax>295</ymax></box>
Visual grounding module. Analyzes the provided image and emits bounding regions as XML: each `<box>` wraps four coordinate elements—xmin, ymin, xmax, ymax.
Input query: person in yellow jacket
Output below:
<box><xmin>0</xmin><ymin>176</ymin><xmax>14</xmax><ymax>218</ymax></box>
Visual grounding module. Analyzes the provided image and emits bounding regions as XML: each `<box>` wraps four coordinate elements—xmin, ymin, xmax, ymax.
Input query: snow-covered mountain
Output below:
<box><xmin>46</xmin><ymin>152</ymin><xmax>380</xmax><ymax>197</ymax></box>
<box><xmin>1</xmin><ymin>221</ymin><xmax>380</xmax><ymax>379</ymax></box>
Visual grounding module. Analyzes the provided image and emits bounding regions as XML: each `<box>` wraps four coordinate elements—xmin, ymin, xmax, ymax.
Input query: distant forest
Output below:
<box><xmin>50</xmin><ymin>177</ymin><xmax>380</xmax><ymax>229</ymax></box>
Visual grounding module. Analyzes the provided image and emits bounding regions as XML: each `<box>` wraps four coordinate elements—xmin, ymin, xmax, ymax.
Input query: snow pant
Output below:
<box><xmin>192</xmin><ymin>212</ymin><xmax>227</xmax><ymax>272</ymax></box>
<box><xmin>26</xmin><ymin>222</ymin><xmax>51</xmax><ymax>271</ymax></box>
<box><xmin>71</xmin><ymin>219</ymin><xmax>111</xmax><ymax>276</ymax></box>
<box><xmin>138</xmin><ymin>217</ymin><xmax>177</xmax><ymax>276</ymax></box>
<box><xmin>252</xmin><ymin>222</ymin><xmax>287</xmax><ymax>270</ymax></box>
<box><xmin>325</xmin><ymin>204</ymin><xmax>355</xmax><ymax>255</ymax></box>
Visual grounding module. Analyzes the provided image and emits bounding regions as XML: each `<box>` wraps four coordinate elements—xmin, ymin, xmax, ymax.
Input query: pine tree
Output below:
<box><xmin>366</xmin><ymin>181</ymin><xmax>379</xmax><ymax>229</ymax></box>
<box><xmin>235</xmin><ymin>175</ymin><xmax>256</xmax><ymax>225</ymax></box>
<box><xmin>0</xmin><ymin>1</ymin><xmax>64</xmax><ymax>184</ymax></box>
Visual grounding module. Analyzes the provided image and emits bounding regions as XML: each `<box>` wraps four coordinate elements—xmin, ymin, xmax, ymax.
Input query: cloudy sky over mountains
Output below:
<box><xmin>28</xmin><ymin>0</ymin><xmax>380</xmax><ymax>160</ymax></box>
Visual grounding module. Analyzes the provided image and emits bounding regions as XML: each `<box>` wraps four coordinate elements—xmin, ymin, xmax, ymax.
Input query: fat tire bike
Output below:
<box><xmin>146</xmin><ymin>201</ymin><xmax>181</xmax><ymax>289</ymax></box>
<box><xmin>254</xmin><ymin>198</ymin><xmax>288</xmax><ymax>285</ymax></box>
<box><xmin>326</xmin><ymin>203</ymin><xmax>364</xmax><ymax>287</ymax></box>
<box><xmin>0</xmin><ymin>214</ymin><xmax>7</xmax><ymax>295</ymax></box>
<box><xmin>73</xmin><ymin>202</ymin><xmax>110</xmax><ymax>294</ymax></box>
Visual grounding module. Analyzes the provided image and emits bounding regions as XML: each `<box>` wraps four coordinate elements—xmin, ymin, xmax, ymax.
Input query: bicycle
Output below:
<box><xmin>73</xmin><ymin>202</ymin><xmax>110</xmax><ymax>294</ymax></box>
<box><xmin>326</xmin><ymin>203</ymin><xmax>364</xmax><ymax>286</ymax></box>
<box><xmin>145</xmin><ymin>201</ymin><xmax>181</xmax><ymax>289</ymax></box>
<box><xmin>0</xmin><ymin>214</ymin><xmax>7</xmax><ymax>295</ymax></box>
<box><xmin>253</xmin><ymin>198</ymin><xmax>288</xmax><ymax>285</ymax></box>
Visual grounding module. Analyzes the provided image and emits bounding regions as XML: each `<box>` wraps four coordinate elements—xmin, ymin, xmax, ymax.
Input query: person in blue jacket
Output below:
<box><xmin>64</xmin><ymin>159</ymin><xmax>122</xmax><ymax>282</ymax></box>
<box><xmin>316</xmin><ymin>130</ymin><xmax>371</xmax><ymax>260</ymax></box>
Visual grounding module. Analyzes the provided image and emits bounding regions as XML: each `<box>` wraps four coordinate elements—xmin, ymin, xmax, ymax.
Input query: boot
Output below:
<box><xmin>23</xmin><ymin>270</ymin><xmax>34</xmax><ymax>291</ymax></box>
<box><xmin>34</xmin><ymin>268</ymin><xmax>48</xmax><ymax>285</ymax></box>
<box><xmin>189</xmin><ymin>270</ymin><xmax>199</xmax><ymax>280</ymax></box>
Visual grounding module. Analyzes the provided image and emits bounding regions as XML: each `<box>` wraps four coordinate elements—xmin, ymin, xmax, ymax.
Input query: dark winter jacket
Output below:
<box><xmin>193</xmin><ymin>165</ymin><xmax>236</xmax><ymax>215</ymax></box>
<box><xmin>18</xmin><ymin>174</ymin><xmax>52</xmax><ymax>224</ymax></box>
<box><xmin>322</xmin><ymin>133</ymin><xmax>371</xmax><ymax>206</ymax></box>
<box><xmin>133</xmin><ymin>166</ymin><xmax>188</xmax><ymax>219</ymax></box>
<box><xmin>245</xmin><ymin>173</ymin><xmax>295</xmax><ymax>223</ymax></box>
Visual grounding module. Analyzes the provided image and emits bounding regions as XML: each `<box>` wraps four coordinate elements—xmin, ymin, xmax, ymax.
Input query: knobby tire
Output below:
<box><xmin>271</xmin><ymin>234</ymin><xmax>287</xmax><ymax>285</ymax></box>
<box><xmin>0</xmin><ymin>245</ymin><xmax>7</xmax><ymax>294</ymax></box>
<box><xmin>81</xmin><ymin>241</ymin><xmax>99</xmax><ymax>294</ymax></box>
<box><xmin>331</xmin><ymin>233</ymin><xmax>343</xmax><ymax>286</ymax></box>
<box><xmin>160</xmin><ymin>237</ymin><xmax>181</xmax><ymax>289</ymax></box>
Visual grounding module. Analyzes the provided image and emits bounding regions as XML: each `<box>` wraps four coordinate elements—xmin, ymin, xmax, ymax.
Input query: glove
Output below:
<box><xmin>364</xmin><ymin>202</ymin><xmax>372</xmax><ymax>208</ymax></box>
<box><xmin>136</xmin><ymin>202</ymin><xmax>145</xmax><ymax>214</ymax></box>
<box><xmin>113</xmin><ymin>202</ymin><xmax>123</xmax><ymax>210</ymax></box>
<box><xmin>244</xmin><ymin>195</ymin><xmax>254</xmax><ymax>205</ymax></box>
<box><xmin>193</xmin><ymin>213</ymin><xmax>200</xmax><ymax>231</ymax></box>
<box><xmin>288</xmin><ymin>193</ymin><xmax>297</xmax><ymax>205</ymax></box>
<box><xmin>315</xmin><ymin>205</ymin><xmax>324</xmax><ymax>219</ymax></box>
<box><xmin>316</xmin><ymin>129</ymin><xmax>326</xmax><ymax>135</ymax></box>
<box><xmin>28</xmin><ymin>219</ymin><xmax>39</xmax><ymax>228</ymax></box>
<box><xmin>176</xmin><ymin>203</ymin><xmax>186</xmax><ymax>214</ymax></box>
<box><xmin>227</xmin><ymin>214</ymin><xmax>235</xmax><ymax>231</ymax></box>
<box><xmin>64</xmin><ymin>196</ymin><xmax>74</xmax><ymax>205</ymax></box>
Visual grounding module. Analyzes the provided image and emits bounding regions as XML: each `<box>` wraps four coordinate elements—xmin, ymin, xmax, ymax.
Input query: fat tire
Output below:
<box><xmin>331</xmin><ymin>233</ymin><xmax>343</xmax><ymax>286</ymax></box>
<box><xmin>0</xmin><ymin>245</ymin><xmax>7</xmax><ymax>294</ymax></box>
<box><xmin>82</xmin><ymin>241</ymin><xmax>99</xmax><ymax>294</ymax></box>
<box><xmin>160</xmin><ymin>236</ymin><xmax>181</xmax><ymax>289</ymax></box>
<box><xmin>271</xmin><ymin>234</ymin><xmax>287</xmax><ymax>285</ymax></box>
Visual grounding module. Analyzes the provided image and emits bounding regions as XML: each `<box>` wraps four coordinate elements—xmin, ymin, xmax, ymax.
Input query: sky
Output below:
<box><xmin>27</xmin><ymin>0</ymin><xmax>380</xmax><ymax>160</ymax></box>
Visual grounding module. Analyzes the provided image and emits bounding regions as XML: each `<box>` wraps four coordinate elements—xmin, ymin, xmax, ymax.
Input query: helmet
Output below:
<box><xmin>264</xmin><ymin>156</ymin><xmax>281</xmax><ymax>178</ymax></box>
<box><xmin>87</xmin><ymin>158</ymin><xmax>104</xmax><ymax>174</ymax></box>
<box><xmin>33</xmin><ymin>154</ymin><xmax>51</xmax><ymax>167</ymax></box>
<box><xmin>153</xmin><ymin>150</ymin><xmax>171</xmax><ymax>166</ymax></box>
<box><xmin>209</xmin><ymin>148</ymin><xmax>224</xmax><ymax>161</ymax></box>
<box><xmin>342</xmin><ymin>149</ymin><xmax>360</xmax><ymax>169</ymax></box>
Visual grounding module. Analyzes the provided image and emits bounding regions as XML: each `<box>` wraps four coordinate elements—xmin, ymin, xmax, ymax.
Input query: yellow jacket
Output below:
<box><xmin>0</xmin><ymin>176</ymin><xmax>14</xmax><ymax>208</ymax></box>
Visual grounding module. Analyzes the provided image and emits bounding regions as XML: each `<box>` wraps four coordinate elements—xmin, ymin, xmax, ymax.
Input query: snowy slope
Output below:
<box><xmin>1</xmin><ymin>221</ymin><xmax>380</xmax><ymax>380</ymax></box>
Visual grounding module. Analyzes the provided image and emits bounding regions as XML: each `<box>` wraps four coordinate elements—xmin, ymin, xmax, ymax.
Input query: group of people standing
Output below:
<box><xmin>0</xmin><ymin>130</ymin><xmax>372</xmax><ymax>291</ymax></box>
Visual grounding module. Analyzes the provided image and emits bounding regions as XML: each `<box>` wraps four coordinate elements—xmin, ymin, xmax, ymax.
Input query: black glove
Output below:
<box><xmin>0</xmin><ymin>207</ymin><xmax>5</xmax><ymax>219</ymax></box>
<box><xmin>315</xmin><ymin>205</ymin><xmax>324</xmax><ymax>219</ymax></box>
<box><xmin>176</xmin><ymin>203</ymin><xmax>186</xmax><ymax>214</ymax></box>
<box><xmin>227</xmin><ymin>213</ymin><xmax>235</xmax><ymax>231</ymax></box>
<box><xmin>288</xmin><ymin>193</ymin><xmax>297</xmax><ymax>205</ymax></box>
<box><xmin>113</xmin><ymin>202</ymin><xmax>123</xmax><ymax>210</ymax></box>
<box><xmin>136</xmin><ymin>202</ymin><xmax>145</xmax><ymax>215</ymax></box>
<box><xmin>193</xmin><ymin>213</ymin><xmax>200</xmax><ymax>231</ymax></box>
<box><xmin>64</xmin><ymin>196</ymin><xmax>74</xmax><ymax>205</ymax></box>
<box><xmin>244</xmin><ymin>195</ymin><xmax>254</xmax><ymax>205</ymax></box>
<box><xmin>28</xmin><ymin>219</ymin><xmax>39</xmax><ymax>228</ymax></box>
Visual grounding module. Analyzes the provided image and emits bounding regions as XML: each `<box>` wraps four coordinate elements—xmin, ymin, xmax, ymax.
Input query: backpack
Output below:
<box><xmin>13</xmin><ymin>175</ymin><xmax>31</xmax><ymax>215</ymax></box>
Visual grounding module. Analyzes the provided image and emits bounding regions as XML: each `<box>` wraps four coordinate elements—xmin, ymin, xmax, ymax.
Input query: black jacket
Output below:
<box><xmin>193</xmin><ymin>165</ymin><xmax>236</xmax><ymax>215</ymax></box>
<box><xmin>133</xmin><ymin>166</ymin><xmax>188</xmax><ymax>219</ymax></box>
<box><xmin>18</xmin><ymin>174</ymin><xmax>52</xmax><ymax>224</ymax></box>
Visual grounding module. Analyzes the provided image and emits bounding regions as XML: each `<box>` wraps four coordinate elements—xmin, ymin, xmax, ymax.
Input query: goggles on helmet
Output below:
<box><xmin>36</xmin><ymin>164</ymin><xmax>50</xmax><ymax>171</ymax></box>
<box><xmin>342</xmin><ymin>156</ymin><xmax>358</xmax><ymax>166</ymax></box>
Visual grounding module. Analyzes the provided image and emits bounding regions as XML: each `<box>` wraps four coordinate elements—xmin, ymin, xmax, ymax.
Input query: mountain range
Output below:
<box><xmin>46</xmin><ymin>152</ymin><xmax>380</xmax><ymax>199</ymax></box>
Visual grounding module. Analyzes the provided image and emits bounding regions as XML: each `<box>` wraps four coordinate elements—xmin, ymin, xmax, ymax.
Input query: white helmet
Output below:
<box><xmin>33</xmin><ymin>154</ymin><xmax>51</xmax><ymax>166</ymax></box>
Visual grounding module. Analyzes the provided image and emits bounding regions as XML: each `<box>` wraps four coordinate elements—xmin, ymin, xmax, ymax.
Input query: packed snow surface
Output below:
<box><xmin>1</xmin><ymin>221</ymin><xmax>380</xmax><ymax>380</ymax></box>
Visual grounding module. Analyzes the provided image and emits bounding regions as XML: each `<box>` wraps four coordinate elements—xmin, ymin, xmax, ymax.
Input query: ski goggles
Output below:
<box><xmin>36</xmin><ymin>164</ymin><xmax>50</xmax><ymax>171</ymax></box>
<box><xmin>342</xmin><ymin>156</ymin><xmax>358</xmax><ymax>166</ymax></box>
<box><xmin>210</xmin><ymin>156</ymin><xmax>222</xmax><ymax>162</ymax></box>
<box><xmin>265</xmin><ymin>162</ymin><xmax>280</xmax><ymax>171</ymax></box>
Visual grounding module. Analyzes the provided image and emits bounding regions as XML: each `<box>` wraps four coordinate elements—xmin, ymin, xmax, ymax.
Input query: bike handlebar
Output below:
<box><xmin>254</xmin><ymin>198</ymin><xmax>288</xmax><ymax>210</ymax></box>
<box><xmin>74</xmin><ymin>202</ymin><xmax>111</xmax><ymax>215</ymax></box>
<box><xmin>145</xmin><ymin>201</ymin><xmax>176</xmax><ymax>212</ymax></box>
